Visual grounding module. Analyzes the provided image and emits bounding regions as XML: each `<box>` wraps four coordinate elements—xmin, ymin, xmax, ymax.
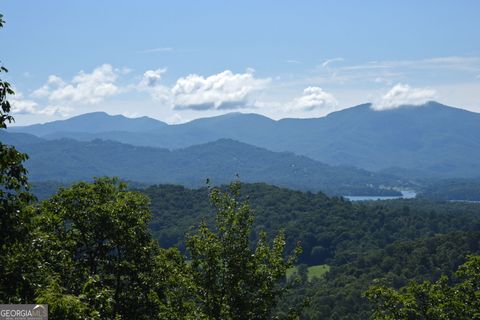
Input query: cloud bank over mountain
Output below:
<box><xmin>372</xmin><ymin>83</ymin><xmax>437</xmax><ymax>111</ymax></box>
<box><xmin>290</xmin><ymin>87</ymin><xmax>338</xmax><ymax>112</ymax></box>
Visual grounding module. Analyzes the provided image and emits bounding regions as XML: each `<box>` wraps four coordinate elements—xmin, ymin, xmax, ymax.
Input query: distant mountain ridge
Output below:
<box><xmin>0</xmin><ymin>131</ymin><xmax>401</xmax><ymax>195</ymax></box>
<box><xmin>9</xmin><ymin>101</ymin><xmax>480</xmax><ymax>178</ymax></box>
<box><xmin>11</xmin><ymin>111</ymin><xmax>167</xmax><ymax>136</ymax></box>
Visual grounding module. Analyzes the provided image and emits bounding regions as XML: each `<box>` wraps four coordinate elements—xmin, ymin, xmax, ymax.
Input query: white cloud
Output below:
<box><xmin>32</xmin><ymin>64</ymin><xmax>120</xmax><ymax>105</ymax></box>
<box><xmin>372</xmin><ymin>83</ymin><xmax>437</xmax><ymax>111</ymax></box>
<box><xmin>122</xmin><ymin>111</ymin><xmax>141</xmax><ymax>118</ymax></box>
<box><xmin>252</xmin><ymin>100</ymin><xmax>283</xmax><ymax>109</ymax></box>
<box><xmin>322</xmin><ymin>57</ymin><xmax>344</xmax><ymax>68</ymax></box>
<box><xmin>117</xmin><ymin>67</ymin><xmax>132</xmax><ymax>75</ymax></box>
<box><xmin>289</xmin><ymin>86</ymin><xmax>338</xmax><ymax>111</ymax></box>
<box><xmin>138</xmin><ymin>68</ymin><xmax>171</xmax><ymax>103</ymax></box>
<box><xmin>297</xmin><ymin>56</ymin><xmax>480</xmax><ymax>89</ymax></box>
<box><xmin>166</xmin><ymin>113</ymin><xmax>183</xmax><ymax>124</ymax></box>
<box><xmin>374</xmin><ymin>77</ymin><xmax>391</xmax><ymax>84</ymax></box>
<box><xmin>171</xmin><ymin>69</ymin><xmax>270</xmax><ymax>110</ymax></box>
<box><xmin>404</xmin><ymin>56</ymin><xmax>480</xmax><ymax>72</ymax></box>
<box><xmin>32</xmin><ymin>75</ymin><xmax>65</xmax><ymax>98</ymax></box>
<box><xmin>12</xmin><ymin>65</ymin><xmax>125</xmax><ymax>119</ymax></box>
<box><xmin>10</xmin><ymin>95</ymin><xmax>38</xmax><ymax>115</ymax></box>
<box><xmin>37</xmin><ymin>106</ymin><xmax>73</xmax><ymax>117</ymax></box>
<box><xmin>139</xmin><ymin>68</ymin><xmax>167</xmax><ymax>88</ymax></box>
<box><xmin>342</xmin><ymin>56</ymin><xmax>480</xmax><ymax>73</ymax></box>
<box><xmin>10</xmin><ymin>93</ymin><xmax>72</xmax><ymax>117</ymax></box>
<box><xmin>140</xmin><ymin>47</ymin><xmax>173</xmax><ymax>54</ymax></box>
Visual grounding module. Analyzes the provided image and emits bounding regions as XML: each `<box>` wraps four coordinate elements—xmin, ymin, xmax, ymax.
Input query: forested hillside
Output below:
<box><xmin>21</xmin><ymin>178</ymin><xmax>480</xmax><ymax>318</ymax></box>
<box><xmin>140</xmin><ymin>183</ymin><xmax>480</xmax><ymax>318</ymax></box>
<box><xmin>418</xmin><ymin>178</ymin><xmax>480</xmax><ymax>201</ymax></box>
<box><xmin>1</xmin><ymin>131</ymin><xmax>402</xmax><ymax>195</ymax></box>
<box><xmin>142</xmin><ymin>183</ymin><xmax>480</xmax><ymax>263</ymax></box>
<box><xmin>283</xmin><ymin>231</ymin><xmax>480</xmax><ymax>319</ymax></box>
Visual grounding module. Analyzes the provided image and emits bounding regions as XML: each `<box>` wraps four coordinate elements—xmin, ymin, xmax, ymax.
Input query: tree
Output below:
<box><xmin>34</xmin><ymin>178</ymin><xmax>201</xmax><ymax>319</ymax></box>
<box><xmin>187</xmin><ymin>181</ymin><xmax>301</xmax><ymax>319</ymax></box>
<box><xmin>0</xmin><ymin>12</ymin><xmax>36</xmax><ymax>303</ymax></box>
<box><xmin>365</xmin><ymin>255</ymin><xmax>480</xmax><ymax>319</ymax></box>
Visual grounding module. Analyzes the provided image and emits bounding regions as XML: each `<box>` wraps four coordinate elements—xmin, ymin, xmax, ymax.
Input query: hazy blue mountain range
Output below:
<box><xmin>12</xmin><ymin>111</ymin><xmax>167</xmax><ymax>136</ymax></box>
<box><xmin>0</xmin><ymin>131</ymin><xmax>401</xmax><ymax>195</ymax></box>
<box><xmin>9</xmin><ymin>101</ymin><xmax>480</xmax><ymax>178</ymax></box>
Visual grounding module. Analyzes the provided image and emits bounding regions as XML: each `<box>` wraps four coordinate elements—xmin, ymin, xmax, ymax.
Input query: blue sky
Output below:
<box><xmin>2</xmin><ymin>0</ymin><xmax>480</xmax><ymax>124</ymax></box>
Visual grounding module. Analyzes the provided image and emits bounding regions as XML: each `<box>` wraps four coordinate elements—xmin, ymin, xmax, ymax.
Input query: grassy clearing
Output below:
<box><xmin>286</xmin><ymin>264</ymin><xmax>330</xmax><ymax>281</ymax></box>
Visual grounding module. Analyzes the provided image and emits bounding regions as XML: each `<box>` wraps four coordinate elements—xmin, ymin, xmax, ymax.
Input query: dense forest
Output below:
<box><xmin>9</xmin><ymin>179</ymin><xmax>480</xmax><ymax>319</ymax></box>
<box><xmin>141</xmin><ymin>183</ymin><xmax>480</xmax><ymax>264</ymax></box>
<box><xmin>418</xmin><ymin>178</ymin><xmax>480</xmax><ymax>201</ymax></box>
<box><xmin>141</xmin><ymin>183</ymin><xmax>480</xmax><ymax>318</ymax></box>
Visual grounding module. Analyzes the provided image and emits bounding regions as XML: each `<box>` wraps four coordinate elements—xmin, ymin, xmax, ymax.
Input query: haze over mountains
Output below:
<box><xmin>0</xmin><ymin>130</ymin><xmax>402</xmax><ymax>195</ymax></box>
<box><xmin>9</xmin><ymin>101</ymin><xmax>480</xmax><ymax>179</ymax></box>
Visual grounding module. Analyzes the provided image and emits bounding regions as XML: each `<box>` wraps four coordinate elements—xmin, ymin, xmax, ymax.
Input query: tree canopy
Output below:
<box><xmin>366</xmin><ymin>255</ymin><xmax>480</xmax><ymax>319</ymax></box>
<box><xmin>187</xmin><ymin>181</ymin><xmax>301</xmax><ymax>319</ymax></box>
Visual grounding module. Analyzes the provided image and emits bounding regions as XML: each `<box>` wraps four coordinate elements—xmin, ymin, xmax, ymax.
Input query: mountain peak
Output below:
<box><xmin>11</xmin><ymin>112</ymin><xmax>167</xmax><ymax>136</ymax></box>
<box><xmin>181</xmin><ymin>112</ymin><xmax>275</xmax><ymax>129</ymax></box>
<box><xmin>76</xmin><ymin>111</ymin><xmax>110</xmax><ymax>117</ymax></box>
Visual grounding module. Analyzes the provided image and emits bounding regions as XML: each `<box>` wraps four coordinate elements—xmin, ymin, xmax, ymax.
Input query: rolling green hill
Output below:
<box><xmin>0</xmin><ymin>132</ymin><xmax>402</xmax><ymax>195</ymax></box>
<box><xmin>138</xmin><ymin>182</ymin><xmax>480</xmax><ymax>319</ymax></box>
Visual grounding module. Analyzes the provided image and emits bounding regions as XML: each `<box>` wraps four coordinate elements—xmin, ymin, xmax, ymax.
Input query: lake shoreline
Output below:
<box><xmin>344</xmin><ymin>190</ymin><xmax>417</xmax><ymax>201</ymax></box>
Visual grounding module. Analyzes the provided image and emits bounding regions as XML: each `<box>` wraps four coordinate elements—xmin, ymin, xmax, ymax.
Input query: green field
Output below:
<box><xmin>286</xmin><ymin>264</ymin><xmax>330</xmax><ymax>281</ymax></box>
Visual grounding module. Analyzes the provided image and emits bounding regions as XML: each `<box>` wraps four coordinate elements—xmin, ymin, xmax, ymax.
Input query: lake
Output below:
<box><xmin>449</xmin><ymin>199</ymin><xmax>480</xmax><ymax>204</ymax></box>
<box><xmin>344</xmin><ymin>190</ymin><xmax>417</xmax><ymax>202</ymax></box>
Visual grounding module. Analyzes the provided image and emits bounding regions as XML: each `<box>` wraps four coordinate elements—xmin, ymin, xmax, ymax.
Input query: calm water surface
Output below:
<box><xmin>344</xmin><ymin>190</ymin><xmax>417</xmax><ymax>202</ymax></box>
